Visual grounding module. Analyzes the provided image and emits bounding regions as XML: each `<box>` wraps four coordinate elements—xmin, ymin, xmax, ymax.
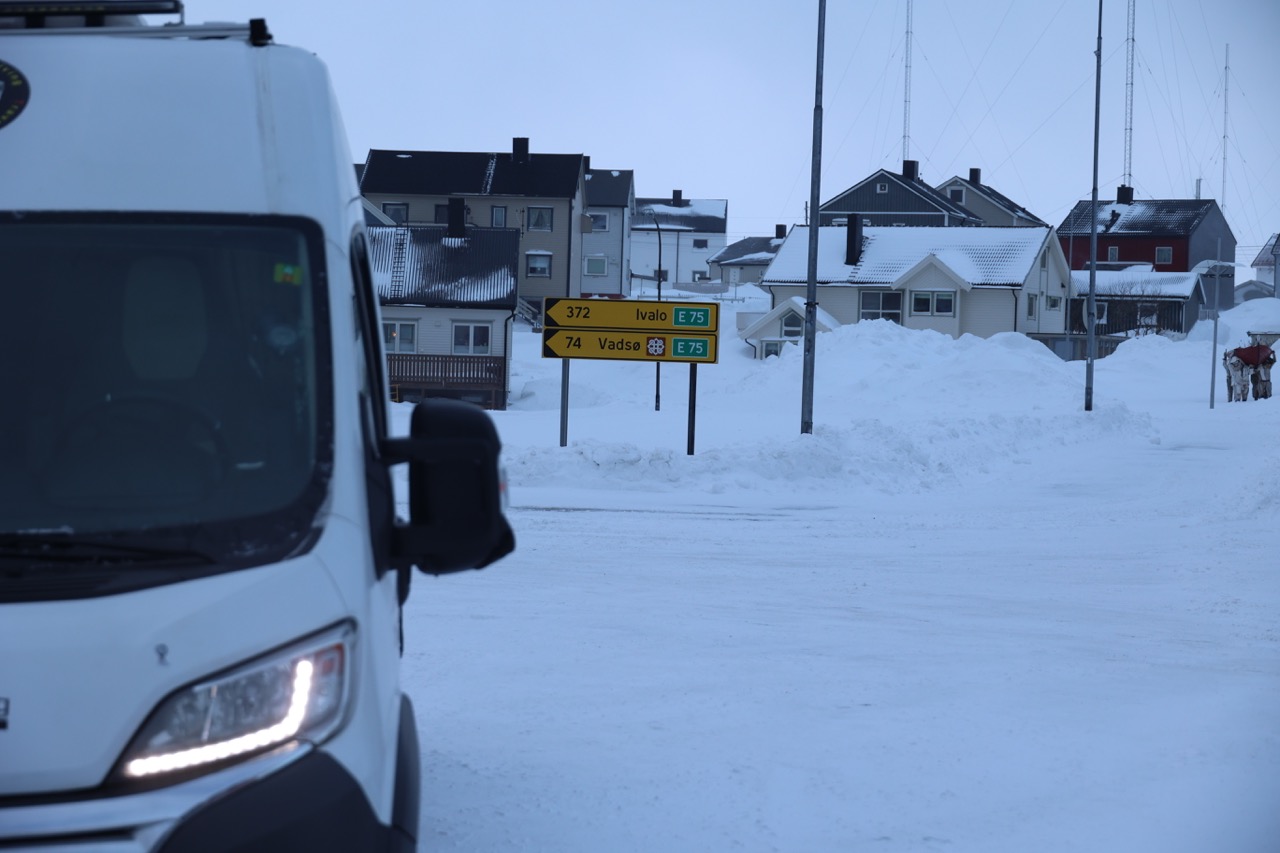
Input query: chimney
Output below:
<box><xmin>583</xmin><ymin>155</ymin><xmax>590</xmax><ymax>171</ymax></box>
<box><xmin>903</xmin><ymin>159</ymin><xmax>919</xmax><ymax>182</ymax></box>
<box><xmin>446</xmin><ymin>197</ymin><xmax>466</xmax><ymax>238</ymax></box>
<box><xmin>775</xmin><ymin>224</ymin><xmax>787</xmax><ymax>239</ymax></box>
<box><xmin>1116</xmin><ymin>184</ymin><xmax>1134</xmax><ymax>205</ymax></box>
<box><xmin>512</xmin><ymin>136</ymin><xmax>529</xmax><ymax>164</ymax></box>
<box><xmin>672</xmin><ymin>189</ymin><xmax>684</xmax><ymax>206</ymax></box>
<box><xmin>845</xmin><ymin>218</ymin><xmax>864</xmax><ymax>266</ymax></box>
<box><xmin>969</xmin><ymin>167</ymin><xmax>982</xmax><ymax>185</ymax></box>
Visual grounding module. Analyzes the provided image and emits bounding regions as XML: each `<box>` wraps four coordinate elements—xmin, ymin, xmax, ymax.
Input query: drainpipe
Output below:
<box><xmin>503</xmin><ymin>308</ymin><xmax>515</xmax><ymax>410</ymax></box>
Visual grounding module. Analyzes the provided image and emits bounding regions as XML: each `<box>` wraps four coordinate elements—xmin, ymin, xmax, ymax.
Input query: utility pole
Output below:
<box><xmin>801</xmin><ymin>0</ymin><xmax>826</xmax><ymax>434</ymax></box>
<box><xmin>1085</xmin><ymin>0</ymin><xmax>1103</xmax><ymax>412</ymax></box>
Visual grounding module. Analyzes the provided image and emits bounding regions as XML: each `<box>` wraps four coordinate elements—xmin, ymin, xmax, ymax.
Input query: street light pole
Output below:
<box><xmin>648</xmin><ymin>210</ymin><xmax>664</xmax><ymax>411</ymax></box>
<box><xmin>801</xmin><ymin>0</ymin><xmax>826</xmax><ymax>434</ymax></box>
<box><xmin>1085</xmin><ymin>0</ymin><xmax>1103</xmax><ymax>412</ymax></box>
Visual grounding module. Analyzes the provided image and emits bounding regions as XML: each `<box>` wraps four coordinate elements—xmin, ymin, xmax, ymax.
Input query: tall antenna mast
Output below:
<box><xmin>1221</xmin><ymin>44</ymin><xmax>1229</xmax><ymax>211</ymax></box>
<box><xmin>902</xmin><ymin>0</ymin><xmax>912</xmax><ymax>161</ymax></box>
<box><xmin>1123</xmin><ymin>0</ymin><xmax>1135</xmax><ymax>186</ymax></box>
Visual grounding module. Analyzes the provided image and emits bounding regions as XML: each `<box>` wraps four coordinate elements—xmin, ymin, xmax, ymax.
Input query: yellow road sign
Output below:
<box><xmin>542</xmin><ymin>298</ymin><xmax>718</xmax><ymax>333</ymax></box>
<box><xmin>541</xmin><ymin>328</ymin><xmax>718</xmax><ymax>363</ymax></box>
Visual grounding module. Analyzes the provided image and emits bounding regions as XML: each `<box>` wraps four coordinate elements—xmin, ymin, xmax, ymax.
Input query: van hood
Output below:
<box><xmin>0</xmin><ymin>554</ymin><xmax>347</xmax><ymax>795</ymax></box>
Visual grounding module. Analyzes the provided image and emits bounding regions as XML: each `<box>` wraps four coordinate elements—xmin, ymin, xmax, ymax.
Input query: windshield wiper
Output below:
<box><xmin>0</xmin><ymin>533</ymin><xmax>217</xmax><ymax>569</ymax></box>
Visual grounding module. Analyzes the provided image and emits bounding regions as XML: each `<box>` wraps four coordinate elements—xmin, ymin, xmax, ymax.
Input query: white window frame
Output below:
<box><xmin>491</xmin><ymin>205</ymin><xmax>507</xmax><ymax>228</ymax></box>
<box><xmin>762</xmin><ymin>340</ymin><xmax>785</xmax><ymax>358</ymax></box>
<box><xmin>1046</xmin><ymin>295</ymin><xmax>1062</xmax><ymax>311</ymax></box>
<box><xmin>1155</xmin><ymin>246</ymin><xmax>1172</xmax><ymax>265</ymax></box>
<box><xmin>781</xmin><ymin>312</ymin><xmax>804</xmax><ymax>338</ymax></box>
<box><xmin>528</xmin><ymin>206</ymin><xmax>554</xmax><ymax>231</ymax></box>
<box><xmin>910</xmin><ymin>291</ymin><xmax>955</xmax><ymax>317</ymax></box>
<box><xmin>382</xmin><ymin>321</ymin><xmax>416</xmax><ymax>354</ymax></box>
<box><xmin>1026</xmin><ymin>294</ymin><xmax>1038</xmax><ymax>320</ymax></box>
<box><xmin>860</xmin><ymin>290</ymin><xmax>902</xmax><ymax>323</ymax></box>
<box><xmin>948</xmin><ymin>187</ymin><xmax>964</xmax><ymax>204</ymax></box>
<box><xmin>876</xmin><ymin>182</ymin><xmax>889</xmax><ymax>194</ymax></box>
<box><xmin>584</xmin><ymin>255</ymin><xmax>608</xmax><ymax>276</ymax></box>
<box><xmin>587</xmin><ymin>211</ymin><xmax>609</xmax><ymax>232</ymax></box>
<box><xmin>526</xmin><ymin>252</ymin><xmax>552</xmax><ymax>277</ymax></box>
<box><xmin>693</xmin><ymin>238</ymin><xmax>708</xmax><ymax>249</ymax></box>
<box><xmin>452</xmin><ymin>322</ymin><xmax>492</xmax><ymax>355</ymax></box>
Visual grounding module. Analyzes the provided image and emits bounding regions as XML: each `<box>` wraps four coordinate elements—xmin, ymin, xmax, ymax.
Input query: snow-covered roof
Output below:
<box><xmin>709</xmin><ymin>235</ymin><xmax>785</xmax><ymax>266</ymax></box>
<box><xmin>1252</xmin><ymin>234</ymin><xmax>1278</xmax><ymax>269</ymax></box>
<box><xmin>1068</xmin><ymin>269</ymin><xmax>1202</xmax><ymax>299</ymax></box>
<box><xmin>367</xmin><ymin>225</ymin><xmax>518</xmax><ymax>308</ymax></box>
<box><xmin>635</xmin><ymin>197</ymin><xmax>728</xmax><ymax>233</ymax></box>
<box><xmin>762</xmin><ymin>226</ymin><xmax>1050</xmax><ymax>288</ymax></box>
<box><xmin>1058</xmin><ymin>199</ymin><xmax>1219</xmax><ymax>236</ymax></box>
<box><xmin>738</xmin><ymin>296</ymin><xmax>839</xmax><ymax>341</ymax></box>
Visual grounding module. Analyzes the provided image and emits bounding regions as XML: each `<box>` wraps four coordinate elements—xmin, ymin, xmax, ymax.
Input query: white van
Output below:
<box><xmin>0</xmin><ymin>3</ymin><xmax>514</xmax><ymax>850</ymax></box>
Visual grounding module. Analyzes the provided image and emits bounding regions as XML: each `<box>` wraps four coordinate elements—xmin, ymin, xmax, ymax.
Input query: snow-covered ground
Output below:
<box><xmin>397</xmin><ymin>289</ymin><xmax>1280</xmax><ymax>852</ymax></box>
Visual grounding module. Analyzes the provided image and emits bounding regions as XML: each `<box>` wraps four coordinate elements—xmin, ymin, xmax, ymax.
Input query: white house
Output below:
<box><xmin>759</xmin><ymin>223</ymin><xmax>1071</xmax><ymax>339</ymax></box>
<box><xmin>738</xmin><ymin>296</ymin><xmax>840</xmax><ymax>359</ymax></box>
<box><xmin>632</xmin><ymin>190</ymin><xmax>727</xmax><ymax>287</ymax></box>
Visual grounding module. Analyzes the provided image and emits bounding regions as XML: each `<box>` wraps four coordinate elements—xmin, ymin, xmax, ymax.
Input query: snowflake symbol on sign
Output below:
<box><xmin>647</xmin><ymin>337</ymin><xmax>666</xmax><ymax>356</ymax></box>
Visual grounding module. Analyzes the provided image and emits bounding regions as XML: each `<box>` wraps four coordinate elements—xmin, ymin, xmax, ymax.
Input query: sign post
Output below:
<box><xmin>541</xmin><ymin>298</ymin><xmax>719</xmax><ymax>453</ymax></box>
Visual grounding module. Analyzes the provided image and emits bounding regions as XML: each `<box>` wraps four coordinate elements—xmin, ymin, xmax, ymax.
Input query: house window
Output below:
<box><xmin>861</xmin><ymin>290</ymin><xmax>902</xmax><ymax>323</ymax></box>
<box><xmin>588</xmin><ymin>212</ymin><xmax>609</xmax><ymax>232</ymax></box>
<box><xmin>911</xmin><ymin>291</ymin><xmax>955</xmax><ymax>316</ymax></box>
<box><xmin>1083</xmin><ymin>301</ymin><xmax>1108</xmax><ymax>326</ymax></box>
<box><xmin>491</xmin><ymin>206</ymin><xmax>507</xmax><ymax>228</ymax></box>
<box><xmin>1046</xmin><ymin>295</ymin><xmax>1062</xmax><ymax>310</ymax></box>
<box><xmin>693</xmin><ymin>238</ymin><xmax>708</xmax><ymax>249</ymax></box>
<box><xmin>762</xmin><ymin>341</ymin><xmax>785</xmax><ymax>358</ymax></box>
<box><xmin>433</xmin><ymin>204</ymin><xmax>451</xmax><ymax>224</ymax></box>
<box><xmin>1155</xmin><ymin>246</ymin><xmax>1172</xmax><ymax>265</ymax></box>
<box><xmin>584</xmin><ymin>255</ymin><xmax>608</xmax><ymax>276</ymax></box>
<box><xmin>528</xmin><ymin>206</ymin><xmax>553</xmax><ymax>231</ymax></box>
<box><xmin>382</xmin><ymin>321</ymin><xmax>416</xmax><ymax>354</ymax></box>
<box><xmin>692</xmin><ymin>271</ymin><xmax>709</xmax><ymax>282</ymax></box>
<box><xmin>781</xmin><ymin>312</ymin><xmax>804</xmax><ymax>338</ymax></box>
<box><xmin>1107</xmin><ymin>246</ymin><xmax>1119</xmax><ymax>262</ymax></box>
<box><xmin>948</xmin><ymin>187</ymin><xmax>964</xmax><ymax>203</ymax></box>
<box><xmin>452</xmin><ymin>322</ymin><xmax>491</xmax><ymax>355</ymax></box>
<box><xmin>381</xmin><ymin>203</ymin><xmax>407</xmax><ymax>225</ymax></box>
<box><xmin>526</xmin><ymin>253</ymin><xmax>552</xmax><ymax>277</ymax></box>
<box><xmin>1137</xmin><ymin>302</ymin><xmax>1158</xmax><ymax>328</ymax></box>
<box><xmin>1027</xmin><ymin>294</ymin><xmax>1038</xmax><ymax>319</ymax></box>
<box><xmin>876</xmin><ymin>182</ymin><xmax>889</xmax><ymax>194</ymax></box>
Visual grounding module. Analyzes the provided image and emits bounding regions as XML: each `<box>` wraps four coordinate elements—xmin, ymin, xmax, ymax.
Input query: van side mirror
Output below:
<box><xmin>381</xmin><ymin>399</ymin><xmax>515</xmax><ymax>575</ymax></box>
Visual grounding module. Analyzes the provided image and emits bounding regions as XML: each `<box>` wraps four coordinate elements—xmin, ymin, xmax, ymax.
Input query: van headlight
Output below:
<box><xmin>118</xmin><ymin>623</ymin><xmax>353</xmax><ymax>781</ymax></box>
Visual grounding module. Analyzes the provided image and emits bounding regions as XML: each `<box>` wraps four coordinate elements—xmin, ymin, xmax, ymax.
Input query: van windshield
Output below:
<box><xmin>0</xmin><ymin>214</ymin><xmax>332</xmax><ymax>567</ymax></box>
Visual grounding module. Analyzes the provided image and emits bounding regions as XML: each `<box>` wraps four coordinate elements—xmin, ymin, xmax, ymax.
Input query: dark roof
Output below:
<box><xmin>585</xmin><ymin>169</ymin><xmax>634</xmax><ymax>207</ymax></box>
<box><xmin>1058</xmin><ymin>199</ymin><xmax>1217</xmax><ymax>236</ymax></box>
<box><xmin>361</xmin><ymin>148</ymin><xmax>583</xmax><ymax>199</ymax></box>
<box><xmin>634</xmin><ymin>197</ymin><xmax>728</xmax><ymax>233</ymax></box>
<box><xmin>822</xmin><ymin>168</ymin><xmax>983</xmax><ymax>224</ymax></box>
<box><xmin>367</xmin><ymin>225</ymin><xmax>518</xmax><ymax>308</ymax></box>
<box><xmin>709</xmin><ymin>236</ymin><xmax>784</xmax><ymax>266</ymax></box>
<box><xmin>1252</xmin><ymin>234</ymin><xmax>1278</xmax><ymax>268</ymax></box>
<box><xmin>941</xmin><ymin>176</ymin><xmax>1045</xmax><ymax>225</ymax></box>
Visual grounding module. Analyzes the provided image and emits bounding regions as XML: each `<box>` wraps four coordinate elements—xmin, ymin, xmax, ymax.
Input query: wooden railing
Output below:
<box><xmin>386</xmin><ymin>354</ymin><xmax>506</xmax><ymax>408</ymax></box>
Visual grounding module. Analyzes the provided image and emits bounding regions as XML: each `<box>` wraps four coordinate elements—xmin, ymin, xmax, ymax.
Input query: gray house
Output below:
<box><xmin>1067</xmin><ymin>268</ymin><xmax>1206</xmax><ymax>337</ymax></box>
<box><xmin>361</xmin><ymin>138</ymin><xmax>588</xmax><ymax>311</ymax></box>
<box><xmin>818</xmin><ymin>160</ymin><xmax>983</xmax><ymax>228</ymax></box>
<box><xmin>367</xmin><ymin>208</ymin><xmax>519</xmax><ymax>410</ymax></box>
<box><xmin>760</xmin><ymin>223</ymin><xmax>1071</xmax><ymax>340</ymax></box>
<box><xmin>582</xmin><ymin>165</ymin><xmax>635</xmax><ymax>298</ymax></box>
<box><xmin>934</xmin><ymin>168</ymin><xmax>1046</xmax><ymax>227</ymax></box>
<box><xmin>708</xmin><ymin>226</ymin><xmax>787</xmax><ymax>291</ymax></box>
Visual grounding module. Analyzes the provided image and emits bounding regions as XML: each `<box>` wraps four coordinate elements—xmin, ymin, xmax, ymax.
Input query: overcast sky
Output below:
<box><xmin>189</xmin><ymin>0</ymin><xmax>1279</xmax><ymax>266</ymax></box>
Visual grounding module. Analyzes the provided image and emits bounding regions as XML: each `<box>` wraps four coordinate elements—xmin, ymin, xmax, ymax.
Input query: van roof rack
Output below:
<box><xmin>0</xmin><ymin>1</ymin><xmax>272</xmax><ymax>43</ymax></box>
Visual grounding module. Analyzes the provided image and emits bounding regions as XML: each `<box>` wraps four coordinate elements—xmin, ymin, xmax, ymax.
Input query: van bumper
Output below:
<box><xmin>0</xmin><ymin>697</ymin><xmax>419</xmax><ymax>853</ymax></box>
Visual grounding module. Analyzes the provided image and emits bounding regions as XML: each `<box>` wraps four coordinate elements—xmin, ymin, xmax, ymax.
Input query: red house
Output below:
<box><xmin>1057</xmin><ymin>191</ymin><xmax>1236</xmax><ymax>310</ymax></box>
